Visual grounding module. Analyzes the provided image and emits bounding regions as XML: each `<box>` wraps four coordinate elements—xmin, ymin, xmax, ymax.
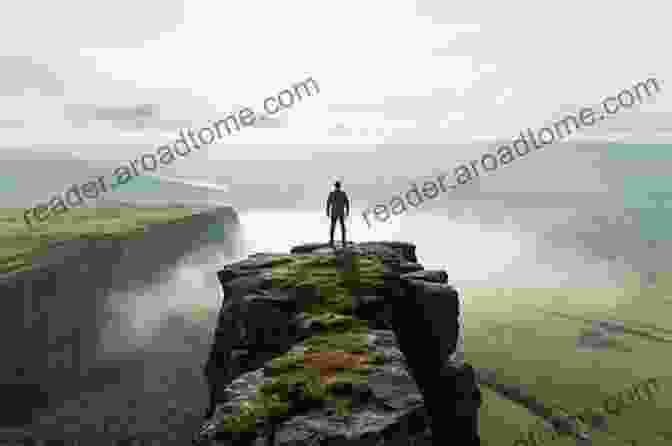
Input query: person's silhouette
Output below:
<box><xmin>326</xmin><ymin>181</ymin><xmax>350</xmax><ymax>246</ymax></box>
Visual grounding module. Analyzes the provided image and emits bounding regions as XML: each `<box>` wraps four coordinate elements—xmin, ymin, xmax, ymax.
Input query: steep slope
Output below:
<box><xmin>0</xmin><ymin>206</ymin><xmax>239</xmax><ymax>427</ymax></box>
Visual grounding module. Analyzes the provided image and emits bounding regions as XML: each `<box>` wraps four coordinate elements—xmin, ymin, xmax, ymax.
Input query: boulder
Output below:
<box><xmin>400</xmin><ymin>270</ymin><xmax>448</xmax><ymax>283</ymax></box>
<box><xmin>219</xmin><ymin>271</ymin><xmax>274</xmax><ymax>298</ymax></box>
<box><xmin>397</xmin><ymin>262</ymin><xmax>425</xmax><ymax>274</ymax></box>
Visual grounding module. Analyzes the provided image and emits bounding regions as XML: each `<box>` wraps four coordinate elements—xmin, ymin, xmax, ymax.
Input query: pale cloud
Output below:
<box><xmin>0</xmin><ymin>0</ymin><xmax>670</xmax><ymax>165</ymax></box>
<box><xmin>146</xmin><ymin>174</ymin><xmax>229</xmax><ymax>192</ymax></box>
<box><xmin>0</xmin><ymin>56</ymin><xmax>64</xmax><ymax>97</ymax></box>
<box><xmin>495</xmin><ymin>88</ymin><xmax>515</xmax><ymax>105</ymax></box>
<box><xmin>0</xmin><ymin>0</ymin><xmax>184</xmax><ymax>52</ymax></box>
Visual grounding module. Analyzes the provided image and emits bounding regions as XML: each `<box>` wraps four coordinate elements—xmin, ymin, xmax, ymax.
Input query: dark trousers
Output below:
<box><xmin>329</xmin><ymin>214</ymin><xmax>346</xmax><ymax>245</ymax></box>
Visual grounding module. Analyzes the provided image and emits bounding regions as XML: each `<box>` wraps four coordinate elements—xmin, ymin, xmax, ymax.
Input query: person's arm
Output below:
<box><xmin>344</xmin><ymin>192</ymin><xmax>350</xmax><ymax>217</ymax></box>
<box><xmin>326</xmin><ymin>192</ymin><xmax>333</xmax><ymax>217</ymax></box>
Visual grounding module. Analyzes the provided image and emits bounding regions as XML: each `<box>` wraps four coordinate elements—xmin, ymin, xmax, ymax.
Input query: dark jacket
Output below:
<box><xmin>327</xmin><ymin>190</ymin><xmax>349</xmax><ymax>217</ymax></box>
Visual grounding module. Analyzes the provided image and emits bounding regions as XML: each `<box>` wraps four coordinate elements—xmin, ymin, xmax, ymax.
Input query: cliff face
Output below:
<box><xmin>198</xmin><ymin>241</ymin><xmax>480</xmax><ymax>446</ymax></box>
<box><xmin>0</xmin><ymin>206</ymin><xmax>239</xmax><ymax>427</ymax></box>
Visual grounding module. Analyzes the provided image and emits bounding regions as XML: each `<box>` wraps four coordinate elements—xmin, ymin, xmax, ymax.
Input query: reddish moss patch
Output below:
<box><xmin>301</xmin><ymin>350</ymin><xmax>374</xmax><ymax>386</ymax></box>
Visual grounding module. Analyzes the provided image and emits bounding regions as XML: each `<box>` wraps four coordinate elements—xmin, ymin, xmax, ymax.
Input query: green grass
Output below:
<box><xmin>222</xmin><ymin>339</ymin><xmax>379</xmax><ymax>435</ymax></box>
<box><xmin>220</xmin><ymin>253</ymin><xmax>388</xmax><ymax>436</ymax></box>
<box><xmin>221</xmin><ymin>354</ymin><xmax>376</xmax><ymax>435</ymax></box>
<box><xmin>270</xmin><ymin>254</ymin><xmax>386</xmax><ymax>314</ymax></box>
<box><xmin>479</xmin><ymin>386</ymin><xmax>574</xmax><ymax>446</ymax></box>
<box><xmin>302</xmin><ymin>331</ymin><xmax>370</xmax><ymax>354</ymax></box>
<box><xmin>461</xmin><ymin>285</ymin><xmax>672</xmax><ymax>446</ymax></box>
<box><xmin>0</xmin><ymin>207</ymin><xmax>196</xmax><ymax>274</ymax></box>
<box><xmin>298</xmin><ymin>312</ymin><xmax>371</xmax><ymax>334</ymax></box>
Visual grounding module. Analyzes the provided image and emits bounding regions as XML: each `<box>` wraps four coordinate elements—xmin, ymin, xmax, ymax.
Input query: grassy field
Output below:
<box><xmin>462</xmin><ymin>281</ymin><xmax>672</xmax><ymax>446</ymax></box>
<box><xmin>0</xmin><ymin>207</ymin><xmax>196</xmax><ymax>275</ymax></box>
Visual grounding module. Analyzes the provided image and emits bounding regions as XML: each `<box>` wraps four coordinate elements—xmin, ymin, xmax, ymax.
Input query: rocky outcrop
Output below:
<box><xmin>198</xmin><ymin>241</ymin><xmax>481</xmax><ymax>445</ymax></box>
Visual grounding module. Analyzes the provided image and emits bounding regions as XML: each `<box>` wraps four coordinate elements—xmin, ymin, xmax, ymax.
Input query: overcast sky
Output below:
<box><xmin>1</xmin><ymin>0</ymin><xmax>670</xmax><ymax>177</ymax></box>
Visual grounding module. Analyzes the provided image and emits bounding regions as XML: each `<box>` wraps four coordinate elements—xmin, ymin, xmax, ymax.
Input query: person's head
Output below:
<box><xmin>334</xmin><ymin>181</ymin><xmax>341</xmax><ymax>190</ymax></box>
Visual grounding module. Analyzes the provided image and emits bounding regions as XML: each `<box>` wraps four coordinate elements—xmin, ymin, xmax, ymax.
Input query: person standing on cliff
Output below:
<box><xmin>326</xmin><ymin>181</ymin><xmax>350</xmax><ymax>247</ymax></box>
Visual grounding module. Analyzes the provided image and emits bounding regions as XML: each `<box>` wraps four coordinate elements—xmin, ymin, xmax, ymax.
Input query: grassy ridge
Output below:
<box><xmin>0</xmin><ymin>207</ymin><xmax>196</xmax><ymax>275</ymax></box>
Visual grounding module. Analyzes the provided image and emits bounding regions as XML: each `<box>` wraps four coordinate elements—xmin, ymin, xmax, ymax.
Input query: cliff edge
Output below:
<box><xmin>197</xmin><ymin>241</ymin><xmax>481</xmax><ymax>446</ymax></box>
<box><xmin>0</xmin><ymin>206</ymin><xmax>239</xmax><ymax>428</ymax></box>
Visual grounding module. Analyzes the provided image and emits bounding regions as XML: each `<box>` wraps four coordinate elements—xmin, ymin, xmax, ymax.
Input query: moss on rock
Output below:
<box><xmin>302</xmin><ymin>312</ymin><xmax>371</xmax><ymax>334</ymax></box>
<box><xmin>270</xmin><ymin>254</ymin><xmax>386</xmax><ymax>315</ymax></box>
<box><xmin>221</xmin><ymin>339</ymin><xmax>381</xmax><ymax>435</ymax></box>
<box><xmin>219</xmin><ymin>252</ymin><xmax>388</xmax><ymax>436</ymax></box>
<box><xmin>303</xmin><ymin>331</ymin><xmax>369</xmax><ymax>354</ymax></box>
